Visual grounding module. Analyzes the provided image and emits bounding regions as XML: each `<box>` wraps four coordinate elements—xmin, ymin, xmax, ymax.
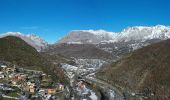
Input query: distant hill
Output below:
<box><xmin>0</xmin><ymin>36</ymin><xmax>68</xmax><ymax>84</ymax></box>
<box><xmin>96</xmin><ymin>39</ymin><xmax>170</xmax><ymax>99</ymax></box>
<box><xmin>58</xmin><ymin>30</ymin><xmax>116</xmax><ymax>44</ymax></box>
<box><xmin>0</xmin><ymin>32</ymin><xmax>48</xmax><ymax>51</ymax></box>
<box><xmin>43</xmin><ymin>43</ymin><xmax>113</xmax><ymax>60</ymax></box>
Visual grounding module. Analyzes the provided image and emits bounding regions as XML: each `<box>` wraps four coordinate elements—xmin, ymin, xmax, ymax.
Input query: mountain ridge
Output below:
<box><xmin>1</xmin><ymin>25</ymin><xmax>170</xmax><ymax>50</ymax></box>
<box><xmin>0</xmin><ymin>32</ymin><xmax>48</xmax><ymax>51</ymax></box>
<box><xmin>58</xmin><ymin>25</ymin><xmax>170</xmax><ymax>44</ymax></box>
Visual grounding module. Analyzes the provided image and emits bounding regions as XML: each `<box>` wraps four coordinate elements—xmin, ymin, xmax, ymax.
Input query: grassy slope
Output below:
<box><xmin>0</xmin><ymin>36</ymin><xmax>44</xmax><ymax>70</ymax></box>
<box><xmin>0</xmin><ymin>36</ymin><xmax>68</xmax><ymax>84</ymax></box>
<box><xmin>97</xmin><ymin>39</ymin><xmax>170</xmax><ymax>99</ymax></box>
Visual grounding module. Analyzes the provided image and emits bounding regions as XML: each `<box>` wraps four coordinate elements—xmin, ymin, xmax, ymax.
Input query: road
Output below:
<box><xmin>84</xmin><ymin>76</ymin><xmax>124</xmax><ymax>100</ymax></box>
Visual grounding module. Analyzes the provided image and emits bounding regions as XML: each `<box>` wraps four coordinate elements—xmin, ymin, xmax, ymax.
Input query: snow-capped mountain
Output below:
<box><xmin>116</xmin><ymin>25</ymin><xmax>170</xmax><ymax>42</ymax></box>
<box><xmin>56</xmin><ymin>25</ymin><xmax>170</xmax><ymax>60</ymax></box>
<box><xmin>0</xmin><ymin>32</ymin><xmax>48</xmax><ymax>51</ymax></box>
<box><xmin>58</xmin><ymin>25</ymin><xmax>170</xmax><ymax>44</ymax></box>
<box><xmin>58</xmin><ymin>30</ymin><xmax>117</xmax><ymax>44</ymax></box>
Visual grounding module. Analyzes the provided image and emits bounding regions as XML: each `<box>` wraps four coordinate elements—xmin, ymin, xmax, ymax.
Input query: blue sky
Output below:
<box><xmin>0</xmin><ymin>0</ymin><xmax>170</xmax><ymax>43</ymax></box>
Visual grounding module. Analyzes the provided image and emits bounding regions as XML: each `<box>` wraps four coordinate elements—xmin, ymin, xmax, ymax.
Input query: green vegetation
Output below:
<box><xmin>0</xmin><ymin>36</ymin><xmax>69</xmax><ymax>84</ymax></box>
<box><xmin>55</xmin><ymin>93</ymin><xmax>65</xmax><ymax>99</ymax></box>
<box><xmin>0</xmin><ymin>79</ymin><xmax>8</xmax><ymax>83</ymax></box>
<box><xmin>0</xmin><ymin>36</ymin><xmax>44</xmax><ymax>70</ymax></box>
<box><xmin>6</xmin><ymin>91</ymin><xmax>19</xmax><ymax>97</ymax></box>
<box><xmin>3</xmin><ymin>98</ymin><xmax>15</xmax><ymax>100</ymax></box>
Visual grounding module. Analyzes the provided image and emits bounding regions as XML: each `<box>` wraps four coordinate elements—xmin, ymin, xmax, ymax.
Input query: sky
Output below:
<box><xmin>0</xmin><ymin>0</ymin><xmax>170</xmax><ymax>43</ymax></box>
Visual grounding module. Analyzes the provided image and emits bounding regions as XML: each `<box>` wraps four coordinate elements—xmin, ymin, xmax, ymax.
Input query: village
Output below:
<box><xmin>0</xmin><ymin>63</ymin><xmax>66</xmax><ymax>100</ymax></box>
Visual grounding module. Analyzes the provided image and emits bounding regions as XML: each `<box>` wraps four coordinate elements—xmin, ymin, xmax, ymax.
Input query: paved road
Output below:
<box><xmin>84</xmin><ymin>76</ymin><xmax>124</xmax><ymax>100</ymax></box>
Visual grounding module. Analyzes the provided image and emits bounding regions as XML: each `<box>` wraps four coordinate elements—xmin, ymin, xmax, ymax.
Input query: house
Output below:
<box><xmin>8</xmin><ymin>73</ymin><xmax>15</xmax><ymax>79</ymax></box>
<box><xmin>30</xmin><ymin>87</ymin><xmax>35</xmax><ymax>93</ymax></box>
<box><xmin>0</xmin><ymin>65</ymin><xmax>7</xmax><ymax>68</ymax></box>
<box><xmin>41</xmin><ymin>73</ymin><xmax>52</xmax><ymax>81</ymax></box>
<box><xmin>0</xmin><ymin>74</ymin><xmax>4</xmax><ymax>79</ymax></box>
<box><xmin>47</xmin><ymin>88</ymin><xmax>56</xmax><ymax>94</ymax></box>
<box><xmin>23</xmin><ymin>85</ymin><xmax>29</xmax><ymax>91</ymax></box>
<box><xmin>0</xmin><ymin>65</ymin><xmax>7</xmax><ymax>71</ymax></box>
<box><xmin>0</xmin><ymin>65</ymin><xmax>16</xmax><ymax>75</ymax></box>
<box><xmin>0</xmin><ymin>72</ymin><xmax>4</xmax><ymax>79</ymax></box>
<box><xmin>58</xmin><ymin>84</ymin><xmax>64</xmax><ymax>91</ymax></box>
<box><xmin>21</xmin><ymin>81</ymin><xmax>36</xmax><ymax>93</ymax></box>
<box><xmin>15</xmin><ymin>73</ymin><xmax>27</xmax><ymax>81</ymax></box>
<box><xmin>77</xmin><ymin>81</ymin><xmax>85</xmax><ymax>89</ymax></box>
<box><xmin>6</xmin><ymin>66</ymin><xmax>16</xmax><ymax>74</ymax></box>
<box><xmin>40</xmin><ymin>86</ymin><xmax>56</xmax><ymax>95</ymax></box>
<box><xmin>41</xmin><ymin>73</ymin><xmax>47</xmax><ymax>80</ymax></box>
<box><xmin>27</xmin><ymin>82</ymin><xmax>36</xmax><ymax>93</ymax></box>
<box><xmin>11</xmin><ymin>79</ymin><xmax>18</xmax><ymax>86</ymax></box>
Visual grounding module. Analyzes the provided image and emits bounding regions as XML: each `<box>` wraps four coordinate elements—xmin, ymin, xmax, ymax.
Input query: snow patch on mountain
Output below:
<box><xmin>117</xmin><ymin>25</ymin><xmax>170</xmax><ymax>42</ymax></box>
<box><xmin>129</xmin><ymin>42</ymin><xmax>150</xmax><ymax>50</ymax></box>
<box><xmin>58</xmin><ymin>30</ymin><xmax>117</xmax><ymax>44</ymax></box>
<box><xmin>0</xmin><ymin>32</ymin><xmax>48</xmax><ymax>51</ymax></box>
<box><xmin>80</xmin><ymin>29</ymin><xmax>117</xmax><ymax>39</ymax></box>
<box><xmin>59</xmin><ymin>25</ymin><xmax>170</xmax><ymax>44</ymax></box>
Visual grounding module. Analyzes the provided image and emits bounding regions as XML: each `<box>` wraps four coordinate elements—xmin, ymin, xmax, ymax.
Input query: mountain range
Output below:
<box><xmin>0</xmin><ymin>25</ymin><xmax>170</xmax><ymax>99</ymax></box>
<box><xmin>55</xmin><ymin>25</ymin><xmax>170</xmax><ymax>60</ymax></box>
<box><xmin>58</xmin><ymin>25</ymin><xmax>170</xmax><ymax>44</ymax></box>
<box><xmin>1</xmin><ymin>25</ymin><xmax>170</xmax><ymax>76</ymax></box>
<box><xmin>1</xmin><ymin>25</ymin><xmax>170</xmax><ymax>52</ymax></box>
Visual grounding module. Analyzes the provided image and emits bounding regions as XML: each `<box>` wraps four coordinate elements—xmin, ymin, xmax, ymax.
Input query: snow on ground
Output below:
<box><xmin>109</xmin><ymin>89</ymin><xmax>116</xmax><ymax>100</ymax></box>
<box><xmin>75</xmin><ymin>59</ymin><xmax>106</xmax><ymax>76</ymax></box>
<box><xmin>89</xmin><ymin>90</ymin><xmax>97</xmax><ymax>100</ymax></box>
<box><xmin>2</xmin><ymin>95</ymin><xmax>19</xmax><ymax>100</ymax></box>
<box><xmin>61</xmin><ymin>59</ymin><xmax>106</xmax><ymax>77</ymax></box>
<box><xmin>61</xmin><ymin>63</ymin><xmax>78</xmax><ymax>72</ymax></box>
<box><xmin>76</xmin><ymin>80</ymin><xmax>98</xmax><ymax>100</ymax></box>
<box><xmin>75</xmin><ymin>59</ymin><xmax>105</xmax><ymax>70</ymax></box>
